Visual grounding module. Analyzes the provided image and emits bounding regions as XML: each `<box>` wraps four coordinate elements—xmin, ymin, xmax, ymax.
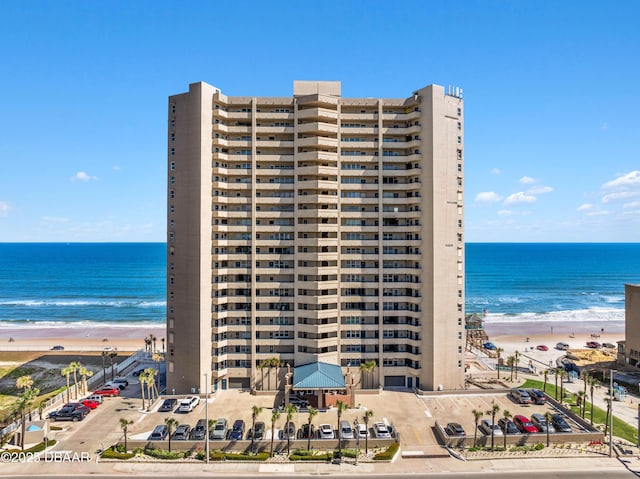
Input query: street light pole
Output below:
<box><xmin>204</xmin><ymin>372</ymin><xmax>209</xmax><ymax>464</ymax></box>
<box><xmin>609</xmin><ymin>369</ymin><xmax>615</xmax><ymax>457</ymax></box>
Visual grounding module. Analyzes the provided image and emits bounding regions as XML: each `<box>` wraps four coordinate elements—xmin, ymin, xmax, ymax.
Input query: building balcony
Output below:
<box><xmin>297</xmin><ymin>107</ymin><xmax>338</xmax><ymax>122</ymax></box>
<box><xmin>297</xmin><ymin>122</ymin><xmax>338</xmax><ymax>135</ymax></box>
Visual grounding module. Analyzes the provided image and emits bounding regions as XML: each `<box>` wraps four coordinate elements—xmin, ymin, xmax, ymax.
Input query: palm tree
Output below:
<box><xmin>589</xmin><ymin>375</ymin><xmax>597</xmax><ymax>425</ymax></box>
<box><xmin>506</xmin><ymin>356</ymin><xmax>515</xmax><ymax>382</ymax></box>
<box><xmin>145</xmin><ymin>368</ymin><xmax>158</xmax><ymax>405</ymax></box>
<box><xmin>543</xmin><ymin>411</ymin><xmax>553</xmax><ymax>447</ymax></box>
<box><xmin>559</xmin><ymin>369</ymin><xmax>567</xmax><ymax>404</ymax></box>
<box><xmin>108</xmin><ymin>351</ymin><xmax>118</xmax><ymax>381</ymax></box>
<box><xmin>150</xmin><ymin>334</ymin><xmax>157</xmax><ymax>353</ymax></box>
<box><xmin>495</xmin><ymin>347</ymin><xmax>504</xmax><ymax>379</ymax></box>
<box><xmin>502</xmin><ymin>410</ymin><xmax>512</xmax><ymax>450</ymax></box>
<box><xmin>152</xmin><ymin>353</ymin><xmax>164</xmax><ymax>393</ymax></box>
<box><xmin>514</xmin><ymin>350</ymin><xmax>520</xmax><ymax>380</ymax></box>
<box><xmin>359</xmin><ymin>360</ymin><xmax>376</xmax><ymax>389</ymax></box>
<box><xmin>335</xmin><ymin>400</ymin><xmax>348</xmax><ymax>457</ymax></box>
<box><xmin>257</xmin><ymin>361</ymin><xmax>265</xmax><ymax>390</ymax></box>
<box><xmin>363</xmin><ymin>409</ymin><xmax>373</xmax><ymax>454</ymax></box>
<box><xmin>15</xmin><ymin>388</ymin><xmax>38</xmax><ymax>450</ymax></box>
<box><xmin>144</xmin><ymin>336</ymin><xmax>151</xmax><ymax>353</ymax></box>
<box><xmin>119</xmin><ymin>418</ymin><xmax>134</xmax><ymax>452</ymax></box>
<box><xmin>284</xmin><ymin>403</ymin><xmax>297</xmax><ymax>455</ymax></box>
<box><xmin>554</xmin><ymin>368</ymin><xmax>560</xmax><ymax>400</ymax></box>
<box><xmin>61</xmin><ymin>366</ymin><xmax>72</xmax><ymax>403</ymax></box>
<box><xmin>604</xmin><ymin>397</ymin><xmax>611</xmax><ymax>436</ymax></box>
<box><xmin>576</xmin><ymin>391</ymin><xmax>585</xmax><ymax>418</ymax></box>
<box><xmin>79</xmin><ymin>366</ymin><xmax>93</xmax><ymax>395</ymax></box>
<box><xmin>250</xmin><ymin>405</ymin><xmax>263</xmax><ymax>449</ymax></box>
<box><xmin>307</xmin><ymin>407</ymin><xmax>319</xmax><ymax>452</ymax></box>
<box><xmin>472</xmin><ymin>409</ymin><xmax>483</xmax><ymax>448</ymax></box>
<box><xmin>161</xmin><ymin>337</ymin><xmax>165</xmax><ymax>353</ymax></box>
<box><xmin>165</xmin><ymin>417</ymin><xmax>178</xmax><ymax>452</ymax></box>
<box><xmin>139</xmin><ymin>370</ymin><xmax>148</xmax><ymax>410</ymax></box>
<box><xmin>486</xmin><ymin>402</ymin><xmax>500</xmax><ymax>451</ymax></box>
<box><xmin>16</xmin><ymin>375</ymin><xmax>35</xmax><ymax>422</ymax></box>
<box><xmin>270</xmin><ymin>409</ymin><xmax>281</xmax><ymax>457</ymax></box>
<box><xmin>69</xmin><ymin>361</ymin><xmax>81</xmax><ymax>399</ymax></box>
<box><xmin>543</xmin><ymin>369</ymin><xmax>549</xmax><ymax>392</ymax></box>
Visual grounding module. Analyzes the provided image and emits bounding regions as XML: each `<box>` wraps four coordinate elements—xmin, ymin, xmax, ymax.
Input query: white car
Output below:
<box><xmin>356</xmin><ymin>423</ymin><xmax>369</xmax><ymax>438</ymax></box>
<box><xmin>479</xmin><ymin>419</ymin><xmax>503</xmax><ymax>436</ymax></box>
<box><xmin>318</xmin><ymin>423</ymin><xmax>335</xmax><ymax>439</ymax></box>
<box><xmin>178</xmin><ymin>395</ymin><xmax>200</xmax><ymax>413</ymax></box>
<box><xmin>373</xmin><ymin>422</ymin><xmax>391</xmax><ymax>439</ymax></box>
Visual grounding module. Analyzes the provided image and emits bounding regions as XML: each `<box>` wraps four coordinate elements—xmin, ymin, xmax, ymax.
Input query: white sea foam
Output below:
<box><xmin>483</xmin><ymin>307</ymin><xmax>624</xmax><ymax>324</ymax></box>
<box><xmin>0</xmin><ymin>299</ymin><xmax>166</xmax><ymax>308</ymax></box>
<box><xmin>0</xmin><ymin>320</ymin><xmax>164</xmax><ymax>329</ymax></box>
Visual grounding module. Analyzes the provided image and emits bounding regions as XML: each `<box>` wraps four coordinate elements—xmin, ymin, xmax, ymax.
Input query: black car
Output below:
<box><xmin>48</xmin><ymin>405</ymin><xmax>88</xmax><ymax>422</ymax></box>
<box><xmin>551</xmin><ymin>414</ymin><xmax>572</xmax><ymax>433</ymax></box>
<box><xmin>172</xmin><ymin>424</ymin><xmax>191</xmax><ymax>440</ymax></box>
<box><xmin>158</xmin><ymin>398</ymin><xmax>177</xmax><ymax>412</ymax></box>
<box><xmin>250</xmin><ymin>421</ymin><xmax>265</xmax><ymax>440</ymax></box>
<box><xmin>228</xmin><ymin>419</ymin><xmax>245</xmax><ymax>440</ymax></box>
<box><xmin>299</xmin><ymin>423</ymin><xmax>315</xmax><ymax>439</ymax></box>
<box><xmin>498</xmin><ymin>418</ymin><xmax>520</xmax><ymax>435</ymax></box>
<box><xmin>445</xmin><ymin>422</ymin><xmax>466</xmax><ymax>436</ymax></box>
<box><xmin>528</xmin><ymin>389</ymin><xmax>546</xmax><ymax>405</ymax></box>
<box><xmin>132</xmin><ymin>368</ymin><xmax>145</xmax><ymax>377</ymax></box>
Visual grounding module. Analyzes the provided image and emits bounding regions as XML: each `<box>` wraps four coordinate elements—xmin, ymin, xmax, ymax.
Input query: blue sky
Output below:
<box><xmin>1</xmin><ymin>1</ymin><xmax>639</xmax><ymax>242</ymax></box>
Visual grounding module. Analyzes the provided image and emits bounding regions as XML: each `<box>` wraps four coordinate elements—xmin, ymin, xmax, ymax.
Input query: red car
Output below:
<box><xmin>80</xmin><ymin>399</ymin><xmax>100</xmax><ymax>409</ymax></box>
<box><xmin>513</xmin><ymin>415</ymin><xmax>538</xmax><ymax>433</ymax></box>
<box><xmin>586</xmin><ymin>341</ymin><xmax>601</xmax><ymax>348</ymax></box>
<box><xmin>93</xmin><ymin>387</ymin><xmax>120</xmax><ymax>397</ymax></box>
<box><xmin>536</xmin><ymin>345</ymin><xmax>548</xmax><ymax>351</ymax></box>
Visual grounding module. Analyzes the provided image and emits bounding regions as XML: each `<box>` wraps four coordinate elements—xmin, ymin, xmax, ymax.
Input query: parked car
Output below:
<box><xmin>288</xmin><ymin>396</ymin><xmax>309</xmax><ymax>408</ymax></box>
<box><xmin>63</xmin><ymin>402</ymin><xmax>91</xmax><ymax>414</ymax></box>
<box><xmin>148</xmin><ymin>424</ymin><xmax>168</xmax><ymax>440</ymax></box>
<box><xmin>158</xmin><ymin>398</ymin><xmax>177</xmax><ymax>412</ymax></box>
<box><xmin>178</xmin><ymin>395</ymin><xmax>200</xmax><ymax>413</ymax></box>
<box><xmin>531</xmin><ymin>413</ymin><xmax>555</xmax><ymax>433</ymax></box>
<box><xmin>48</xmin><ymin>405</ymin><xmax>88</xmax><ymax>422</ymax></box>
<box><xmin>84</xmin><ymin>394</ymin><xmax>104</xmax><ymax>404</ymax></box>
<box><xmin>339</xmin><ymin>420</ymin><xmax>354</xmax><ymax>439</ymax></box>
<box><xmin>356</xmin><ymin>423</ymin><xmax>369</xmax><ymax>439</ymax></box>
<box><xmin>555</xmin><ymin>342</ymin><xmax>570</xmax><ymax>351</ymax></box>
<box><xmin>373</xmin><ymin>422</ymin><xmax>392</xmax><ymax>439</ymax></box>
<box><xmin>80</xmin><ymin>399</ymin><xmax>100</xmax><ymax>409</ymax></box>
<box><xmin>602</xmin><ymin>342</ymin><xmax>616</xmax><ymax>349</ymax></box>
<box><xmin>111</xmin><ymin>377</ymin><xmax>129</xmax><ymax>387</ymax></box>
<box><xmin>210</xmin><ymin>418</ymin><xmax>228</xmax><ymax>440</ymax></box>
<box><xmin>191</xmin><ymin>419</ymin><xmax>208</xmax><ymax>440</ymax></box>
<box><xmin>318</xmin><ymin>423</ymin><xmax>335</xmax><ymax>439</ymax></box>
<box><xmin>250</xmin><ymin>421</ymin><xmax>266</xmax><ymax>440</ymax></box>
<box><xmin>104</xmin><ymin>382</ymin><xmax>126</xmax><ymax>391</ymax></box>
<box><xmin>132</xmin><ymin>368</ymin><xmax>145</xmax><ymax>377</ymax></box>
<box><xmin>228</xmin><ymin>419</ymin><xmax>245</xmax><ymax>440</ymax></box>
<box><xmin>483</xmin><ymin>341</ymin><xmax>497</xmax><ymax>350</ymax></box>
<box><xmin>479</xmin><ymin>419</ymin><xmax>503</xmax><ymax>436</ymax></box>
<box><xmin>551</xmin><ymin>414</ymin><xmax>572</xmax><ymax>433</ymax></box>
<box><xmin>93</xmin><ymin>386</ymin><xmax>120</xmax><ymax>397</ymax></box>
<box><xmin>528</xmin><ymin>389</ymin><xmax>547</xmax><ymax>405</ymax></box>
<box><xmin>510</xmin><ymin>388</ymin><xmax>532</xmax><ymax>405</ymax></box>
<box><xmin>445</xmin><ymin>422</ymin><xmax>466</xmax><ymax>436</ymax></box>
<box><xmin>50</xmin><ymin>345</ymin><xmax>64</xmax><ymax>351</ymax></box>
<box><xmin>513</xmin><ymin>415</ymin><xmax>538</xmax><ymax>433</ymax></box>
<box><xmin>586</xmin><ymin>341</ymin><xmax>601</xmax><ymax>349</ymax></box>
<box><xmin>498</xmin><ymin>417</ymin><xmax>520</xmax><ymax>435</ymax></box>
<box><xmin>536</xmin><ymin>344</ymin><xmax>549</xmax><ymax>351</ymax></box>
<box><xmin>299</xmin><ymin>423</ymin><xmax>315</xmax><ymax>439</ymax></box>
<box><xmin>172</xmin><ymin>424</ymin><xmax>191</xmax><ymax>440</ymax></box>
<box><xmin>279</xmin><ymin>421</ymin><xmax>296</xmax><ymax>440</ymax></box>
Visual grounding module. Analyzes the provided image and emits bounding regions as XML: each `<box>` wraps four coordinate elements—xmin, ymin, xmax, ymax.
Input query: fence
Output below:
<box><xmin>0</xmin><ymin>350</ymin><xmax>145</xmax><ymax>441</ymax></box>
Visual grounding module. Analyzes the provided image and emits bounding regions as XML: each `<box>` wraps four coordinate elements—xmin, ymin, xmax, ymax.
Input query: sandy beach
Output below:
<box><xmin>0</xmin><ymin>325</ymin><xmax>165</xmax><ymax>352</ymax></box>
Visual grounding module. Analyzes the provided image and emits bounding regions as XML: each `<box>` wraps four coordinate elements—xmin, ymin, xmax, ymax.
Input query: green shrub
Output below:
<box><xmin>143</xmin><ymin>447</ymin><xmax>186</xmax><ymax>460</ymax></box>
<box><xmin>290</xmin><ymin>452</ymin><xmax>333</xmax><ymax>461</ymax></box>
<box><xmin>4</xmin><ymin>439</ymin><xmax>57</xmax><ymax>454</ymax></box>
<box><xmin>373</xmin><ymin>443</ymin><xmax>399</xmax><ymax>461</ymax></box>
<box><xmin>534</xmin><ymin>442</ymin><xmax>545</xmax><ymax>450</ymax></box>
<box><xmin>101</xmin><ymin>448</ymin><xmax>134</xmax><ymax>460</ymax></box>
<box><xmin>198</xmin><ymin>451</ymin><xmax>269</xmax><ymax>461</ymax></box>
<box><xmin>335</xmin><ymin>448</ymin><xmax>357</xmax><ymax>458</ymax></box>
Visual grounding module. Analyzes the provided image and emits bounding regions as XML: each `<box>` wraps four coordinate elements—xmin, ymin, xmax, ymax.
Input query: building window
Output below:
<box><xmin>170</xmin><ymin>148</ymin><xmax>175</xmax><ymax>156</ymax></box>
<box><xmin>170</xmin><ymin>162</ymin><xmax>176</xmax><ymax>171</ymax></box>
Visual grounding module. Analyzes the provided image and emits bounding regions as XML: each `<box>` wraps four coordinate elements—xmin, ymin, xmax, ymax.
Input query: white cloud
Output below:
<box><xmin>602</xmin><ymin>191</ymin><xmax>640</xmax><ymax>203</ymax></box>
<box><xmin>577</xmin><ymin>203</ymin><xmax>594</xmax><ymax>212</ymax></box>
<box><xmin>623</xmin><ymin>201</ymin><xmax>640</xmax><ymax>209</ymax></box>
<box><xmin>0</xmin><ymin>201</ymin><xmax>10</xmax><ymax>217</ymax></box>
<box><xmin>497</xmin><ymin>209</ymin><xmax>513</xmax><ymax>216</ymax></box>
<box><xmin>475</xmin><ymin>191</ymin><xmax>503</xmax><ymax>204</ymax></box>
<box><xmin>602</xmin><ymin>170</ymin><xmax>640</xmax><ymax>189</ymax></box>
<box><xmin>527</xmin><ymin>185</ymin><xmax>553</xmax><ymax>195</ymax></box>
<box><xmin>504</xmin><ymin>192</ymin><xmax>536</xmax><ymax>205</ymax></box>
<box><xmin>519</xmin><ymin>176</ymin><xmax>537</xmax><ymax>184</ymax></box>
<box><xmin>587</xmin><ymin>209</ymin><xmax>612</xmax><ymax>217</ymax></box>
<box><xmin>70</xmin><ymin>171</ymin><xmax>97</xmax><ymax>182</ymax></box>
<box><xmin>490</xmin><ymin>168</ymin><xmax>501</xmax><ymax>175</ymax></box>
<box><xmin>112</xmin><ymin>165</ymin><xmax>121</xmax><ymax>171</ymax></box>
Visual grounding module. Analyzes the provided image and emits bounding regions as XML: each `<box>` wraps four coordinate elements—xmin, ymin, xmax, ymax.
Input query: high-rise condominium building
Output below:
<box><xmin>166</xmin><ymin>80</ymin><xmax>465</xmax><ymax>395</ymax></box>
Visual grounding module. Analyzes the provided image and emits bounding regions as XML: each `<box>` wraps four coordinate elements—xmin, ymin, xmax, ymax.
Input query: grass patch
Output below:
<box><xmin>4</xmin><ymin>439</ymin><xmax>57</xmax><ymax>453</ymax></box>
<box><xmin>101</xmin><ymin>447</ymin><xmax>134</xmax><ymax>460</ymax></box>
<box><xmin>520</xmin><ymin>378</ymin><xmax>638</xmax><ymax>444</ymax></box>
<box><xmin>373</xmin><ymin>443</ymin><xmax>399</xmax><ymax>461</ymax></box>
<box><xmin>143</xmin><ymin>447</ymin><xmax>188</xmax><ymax>460</ymax></box>
<box><xmin>290</xmin><ymin>452</ymin><xmax>333</xmax><ymax>461</ymax></box>
<box><xmin>197</xmin><ymin>450</ymin><xmax>269</xmax><ymax>461</ymax></box>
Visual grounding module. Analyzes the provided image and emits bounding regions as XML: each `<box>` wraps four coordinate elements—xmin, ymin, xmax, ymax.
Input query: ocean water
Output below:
<box><xmin>466</xmin><ymin>243</ymin><xmax>640</xmax><ymax>324</ymax></box>
<box><xmin>0</xmin><ymin>242</ymin><xmax>638</xmax><ymax>329</ymax></box>
<box><xmin>0</xmin><ymin>243</ymin><xmax>166</xmax><ymax>328</ymax></box>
